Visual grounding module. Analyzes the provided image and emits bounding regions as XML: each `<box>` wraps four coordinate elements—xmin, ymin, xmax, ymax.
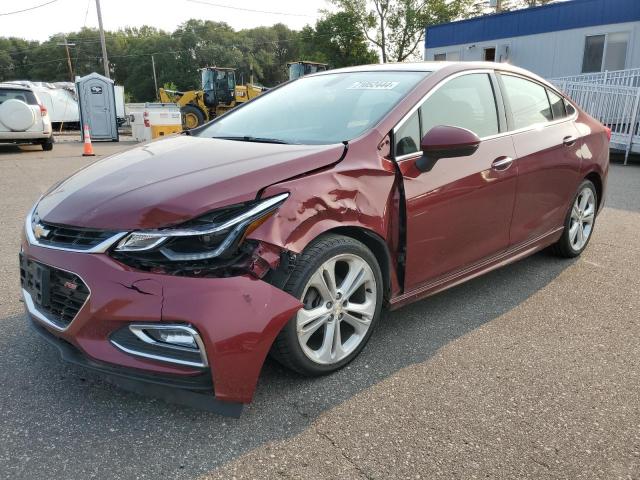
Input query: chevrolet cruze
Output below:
<box><xmin>20</xmin><ymin>62</ymin><xmax>609</xmax><ymax>415</ymax></box>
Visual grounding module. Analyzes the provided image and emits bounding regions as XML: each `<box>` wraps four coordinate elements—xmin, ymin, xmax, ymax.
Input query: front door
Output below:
<box><xmin>395</xmin><ymin>72</ymin><xmax>518</xmax><ymax>292</ymax></box>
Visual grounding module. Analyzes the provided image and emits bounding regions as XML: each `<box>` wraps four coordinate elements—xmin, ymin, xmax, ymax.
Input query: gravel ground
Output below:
<box><xmin>0</xmin><ymin>140</ymin><xmax>639</xmax><ymax>479</ymax></box>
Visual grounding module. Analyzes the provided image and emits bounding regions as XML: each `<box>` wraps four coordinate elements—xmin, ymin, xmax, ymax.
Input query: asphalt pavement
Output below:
<box><xmin>0</xmin><ymin>140</ymin><xmax>639</xmax><ymax>479</ymax></box>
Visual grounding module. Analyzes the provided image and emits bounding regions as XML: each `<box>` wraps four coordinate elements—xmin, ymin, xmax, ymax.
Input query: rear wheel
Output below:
<box><xmin>40</xmin><ymin>137</ymin><xmax>53</xmax><ymax>151</ymax></box>
<box><xmin>271</xmin><ymin>234</ymin><xmax>383</xmax><ymax>375</ymax></box>
<box><xmin>551</xmin><ymin>179</ymin><xmax>597</xmax><ymax>258</ymax></box>
<box><xmin>181</xmin><ymin>105</ymin><xmax>205</xmax><ymax>129</ymax></box>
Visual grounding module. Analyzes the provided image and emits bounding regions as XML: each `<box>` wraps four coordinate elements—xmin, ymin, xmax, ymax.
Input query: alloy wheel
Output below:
<box><xmin>296</xmin><ymin>254</ymin><xmax>377</xmax><ymax>365</ymax></box>
<box><xmin>569</xmin><ymin>186</ymin><xmax>596</xmax><ymax>251</ymax></box>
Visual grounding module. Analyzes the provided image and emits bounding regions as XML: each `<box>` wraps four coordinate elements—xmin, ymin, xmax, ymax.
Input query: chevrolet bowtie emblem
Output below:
<box><xmin>33</xmin><ymin>223</ymin><xmax>51</xmax><ymax>240</ymax></box>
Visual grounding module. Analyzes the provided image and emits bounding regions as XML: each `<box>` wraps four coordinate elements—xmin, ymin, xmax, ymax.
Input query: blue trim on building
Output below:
<box><xmin>426</xmin><ymin>0</ymin><xmax>640</xmax><ymax>49</ymax></box>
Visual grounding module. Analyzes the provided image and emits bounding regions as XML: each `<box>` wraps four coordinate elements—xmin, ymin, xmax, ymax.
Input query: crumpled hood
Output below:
<box><xmin>37</xmin><ymin>135</ymin><xmax>345</xmax><ymax>230</ymax></box>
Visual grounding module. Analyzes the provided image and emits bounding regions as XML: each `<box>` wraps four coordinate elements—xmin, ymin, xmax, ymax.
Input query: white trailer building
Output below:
<box><xmin>424</xmin><ymin>0</ymin><xmax>640</xmax><ymax>79</ymax></box>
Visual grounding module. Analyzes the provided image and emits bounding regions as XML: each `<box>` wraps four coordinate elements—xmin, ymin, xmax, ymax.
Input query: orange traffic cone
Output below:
<box><xmin>82</xmin><ymin>124</ymin><xmax>95</xmax><ymax>157</ymax></box>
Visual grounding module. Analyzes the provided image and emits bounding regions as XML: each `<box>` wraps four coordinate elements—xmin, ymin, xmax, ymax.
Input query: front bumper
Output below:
<box><xmin>21</xmin><ymin>239</ymin><xmax>302</xmax><ymax>408</ymax></box>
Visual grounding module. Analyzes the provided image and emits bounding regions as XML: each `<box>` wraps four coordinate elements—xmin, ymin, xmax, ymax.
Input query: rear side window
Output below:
<box><xmin>547</xmin><ymin>89</ymin><xmax>567</xmax><ymax>119</ymax></box>
<box><xmin>420</xmin><ymin>73</ymin><xmax>499</xmax><ymax>138</ymax></box>
<box><xmin>500</xmin><ymin>75</ymin><xmax>552</xmax><ymax>129</ymax></box>
<box><xmin>0</xmin><ymin>88</ymin><xmax>38</xmax><ymax>105</ymax></box>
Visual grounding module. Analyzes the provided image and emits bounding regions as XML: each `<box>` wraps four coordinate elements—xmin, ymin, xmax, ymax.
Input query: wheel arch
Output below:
<box><xmin>584</xmin><ymin>171</ymin><xmax>603</xmax><ymax>212</ymax></box>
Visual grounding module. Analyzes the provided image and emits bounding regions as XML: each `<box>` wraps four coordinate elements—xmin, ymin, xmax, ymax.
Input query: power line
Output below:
<box><xmin>0</xmin><ymin>0</ymin><xmax>59</xmax><ymax>16</ymax></box>
<box><xmin>186</xmin><ymin>0</ymin><xmax>315</xmax><ymax>17</ymax></box>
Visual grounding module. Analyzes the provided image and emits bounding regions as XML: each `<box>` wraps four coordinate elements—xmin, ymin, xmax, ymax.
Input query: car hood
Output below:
<box><xmin>36</xmin><ymin>135</ymin><xmax>345</xmax><ymax>230</ymax></box>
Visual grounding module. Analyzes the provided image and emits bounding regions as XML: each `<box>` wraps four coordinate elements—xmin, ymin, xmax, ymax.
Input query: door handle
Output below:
<box><xmin>563</xmin><ymin>135</ymin><xmax>577</xmax><ymax>146</ymax></box>
<box><xmin>491</xmin><ymin>156</ymin><xmax>514</xmax><ymax>171</ymax></box>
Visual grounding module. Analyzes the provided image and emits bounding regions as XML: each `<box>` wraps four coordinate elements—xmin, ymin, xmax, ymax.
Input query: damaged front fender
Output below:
<box><xmin>247</xmin><ymin>140</ymin><xmax>403</xmax><ymax>297</ymax></box>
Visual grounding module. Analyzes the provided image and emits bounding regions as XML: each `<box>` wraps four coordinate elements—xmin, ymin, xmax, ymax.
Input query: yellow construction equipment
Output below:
<box><xmin>158</xmin><ymin>67</ymin><xmax>264</xmax><ymax>129</ymax></box>
<box><xmin>287</xmin><ymin>61</ymin><xmax>329</xmax><ymax>81</ymax></box>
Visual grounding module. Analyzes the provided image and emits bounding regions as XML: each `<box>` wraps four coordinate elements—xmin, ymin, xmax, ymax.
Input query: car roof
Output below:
<box><xmin>311</xmin><ymin>61</ymin><xmax>557</xmax><ymax>93</ymax></box>
<box><xmin>0</xmin><ymin>82</ymin><xmax>33</xmax><ymax>91</ymax></box>
<box><xmin>315</xmin><ymin>61</ymin><xmax>536</xmax><ymax>75</ymax></box>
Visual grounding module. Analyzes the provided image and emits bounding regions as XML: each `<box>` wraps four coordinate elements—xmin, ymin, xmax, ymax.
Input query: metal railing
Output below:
<box><xmin>550</xmin><ymin>70</ymin><xmax>640</xmax><ymax>164</ymax></box>
<box><xmin>551</xmin><ymin>68</ymin><xmax>640</xmax><ymax>87</ymax></box>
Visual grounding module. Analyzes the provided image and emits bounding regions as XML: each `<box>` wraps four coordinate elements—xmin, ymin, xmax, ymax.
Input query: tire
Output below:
<box><xmin>271</xmin><ymin>234</ymin><xmax>384</xmax><ymax>376</ymax></box>
<box><xmin>551</xmin><ymin>179</ymin><xmax>597</xmax><ymax>258</ymax></box>
<box><xmin>41</xmin><ymin>137</ymin><xmax>54</xmax><ymax>151</ymax></box>
<box><xmin>181</xmin><ymin>105</ymin><xmax>205</xmax><ymax>129</ymax></box>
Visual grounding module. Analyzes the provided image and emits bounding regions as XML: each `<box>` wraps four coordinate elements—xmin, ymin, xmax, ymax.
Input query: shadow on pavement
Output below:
<box><xmin>0</xmin><ymin>249</ymin><xmax>575</xmax><ymax>479</ymax></box>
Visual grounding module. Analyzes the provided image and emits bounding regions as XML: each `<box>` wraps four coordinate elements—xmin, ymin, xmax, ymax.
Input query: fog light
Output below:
<box><xmin>148</xmin><ymin>329</ymin><xmax>197</xmax><ymax>349</ymax></box>
<box><xmin>111</xmin><ymin>323</ymin><xmax>209</xmax><ymax>368</ymax></box>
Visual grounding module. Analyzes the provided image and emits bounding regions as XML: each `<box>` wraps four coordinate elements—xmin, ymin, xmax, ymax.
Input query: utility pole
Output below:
<box><xmin>95</xmin><ymin>0</ymin><xmax>110</xmax><ymax>78</ymax></box>
<box><xmin>57</xmin><ymin>36</ymin><xmax>75</xmax><ymax>82</ymax></box>
<box><xmin>151</xmin><ymin>54</ymin><xmax>158</xmax><ymax>99</ymax></box>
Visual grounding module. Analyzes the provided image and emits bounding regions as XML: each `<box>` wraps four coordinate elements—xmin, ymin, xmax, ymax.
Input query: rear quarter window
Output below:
<box><xmin>0</xmin><ymin>88</ymin><xmax>38</xmax><ymax>106</ymax></box>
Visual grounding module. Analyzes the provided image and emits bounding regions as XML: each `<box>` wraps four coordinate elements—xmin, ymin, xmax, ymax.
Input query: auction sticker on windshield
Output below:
<box><xmin>347</xmin><ymin>81</ymin><xmax>399</xmax><ymax>90</ymax></box>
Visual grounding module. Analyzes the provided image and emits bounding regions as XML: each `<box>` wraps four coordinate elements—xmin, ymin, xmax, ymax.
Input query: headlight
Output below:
<box><xmin>114</xmin><ymin>192</ymin><xmax>288</xmax><ymax>262</ymax></box>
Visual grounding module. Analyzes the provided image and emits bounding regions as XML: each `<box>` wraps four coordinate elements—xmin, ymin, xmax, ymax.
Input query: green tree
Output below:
<box><xmin>299</xmin><ymin>11</ymin><xmax>379</xmax><ymax>67</ymax></box>
<box><xmin>330</xmin><ymin>0</ymin><xmax>468</xmax><ymax>62</ymax></box>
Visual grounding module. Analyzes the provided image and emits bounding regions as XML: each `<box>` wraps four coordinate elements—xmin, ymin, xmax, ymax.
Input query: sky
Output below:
<box><xmin>0</xmin><ymin>0</ymin><xmax>330</xmax><ymax>41</ymax></box>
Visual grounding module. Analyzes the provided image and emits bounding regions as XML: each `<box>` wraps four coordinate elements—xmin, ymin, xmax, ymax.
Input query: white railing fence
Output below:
<box><xmin>552</xmin><ymin>68</ymin><xmax>640</xmax><ymax>88</ymax></box>
<box><xmin>550</xmin><ymin>69</ymin><xmax>640</xmax><ymax>164</ymax></box>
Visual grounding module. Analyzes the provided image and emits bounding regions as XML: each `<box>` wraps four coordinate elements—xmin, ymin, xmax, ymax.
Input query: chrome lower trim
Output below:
<box><xmin>25</xmin><ymin>207</ymin><xmax>127</xmax><ymax>253</ymax></box>
<box><xmin>110</xmin><ymin>324</ymin><xmax>209</xmax><ymax>368</ymax></box>
<box><xmin>22</xmin><ymin>288</ymin><xmax>67</xmax><ymax>332</ymax></box>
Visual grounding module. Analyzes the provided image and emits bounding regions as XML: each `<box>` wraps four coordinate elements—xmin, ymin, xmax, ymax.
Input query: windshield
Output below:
<box><xmin>197</xmin><ymin>71</ymin><xmax>430</xmax><ymax>145</ymax></box>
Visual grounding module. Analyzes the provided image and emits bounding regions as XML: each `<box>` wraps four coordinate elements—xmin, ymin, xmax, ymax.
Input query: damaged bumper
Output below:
<box><xmin>20</xmin><ymin>240</ymin><xmax>302</xmax><ymax>412</ymax></box>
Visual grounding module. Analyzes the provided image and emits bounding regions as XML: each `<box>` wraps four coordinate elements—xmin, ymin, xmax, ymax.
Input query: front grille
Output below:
<box><xmin>34</xmin><ymin>220</ymin><xmax>118</xmax><ymax>250</ymax></box>
<box><xmin>20</xmin><ymin>255</ymin><xmax>89</xmax><ymax>329</ymax></box>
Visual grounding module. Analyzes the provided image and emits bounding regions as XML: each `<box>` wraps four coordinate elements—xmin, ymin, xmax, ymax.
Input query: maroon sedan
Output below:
<box><xmin>20</xmin><ymin>62</ymin><xmax>609</xmax><ymax>415</ymax></box>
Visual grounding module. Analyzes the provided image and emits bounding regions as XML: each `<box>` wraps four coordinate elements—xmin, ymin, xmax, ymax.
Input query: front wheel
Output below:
<box><xmin>181</xmin><ymin>105</ymin><xmax>205</xmax><ymax>130</ymax></box>
<box><xmin>551</xmin><ymin>179</ymin><xmax>597</xmax><ymax>258</ymax></box>
<box><xmin>271</xmin><ymin>234</ymin><xmax>383</xmax><ymax>376</ymax></box>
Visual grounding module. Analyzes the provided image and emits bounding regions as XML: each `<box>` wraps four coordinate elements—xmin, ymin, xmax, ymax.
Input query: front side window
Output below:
<box><xmin>500</xmin><ymin>74</ymin><xmax>552</xmax><ymax>130</ymax></box>
<box><xmin>198</xmin><ymin>71</ymin><xmax>429</xmax><ymax>145</ymax></box>
<box><xmin>420</xmin><ymin>73</ymin><xmax>499</xmax><ymax>138</ymax></box>
<box><xmin>395</xmin><ymin>110</ymin><xmax>420</xmax><ymax>156</ymax></box>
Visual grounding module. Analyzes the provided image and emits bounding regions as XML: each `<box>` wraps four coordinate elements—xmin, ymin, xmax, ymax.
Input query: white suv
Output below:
<box><xmin>0</xmin><ymin>83</ymin><xmax>53</xmax><ymax>151</ymax></box>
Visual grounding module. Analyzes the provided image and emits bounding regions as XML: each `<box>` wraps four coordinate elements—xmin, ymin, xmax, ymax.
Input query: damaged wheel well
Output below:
<box><xmin>261</xmin><ymin>227</ymin><xmax>393</xmax><ymax>305</ymax></box>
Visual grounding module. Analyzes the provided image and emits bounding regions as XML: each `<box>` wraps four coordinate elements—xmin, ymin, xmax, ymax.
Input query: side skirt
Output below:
<box><xmin>388</xmin><ymin>227</ymin><xmax>564</xmax><ymax>311</ymax></box>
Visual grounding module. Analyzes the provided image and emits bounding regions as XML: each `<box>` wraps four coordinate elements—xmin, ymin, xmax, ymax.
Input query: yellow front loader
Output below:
<box><xmin>159</xmin><ymin>67</ymin><xmax>264</xmax><ymax>129</ymax></box>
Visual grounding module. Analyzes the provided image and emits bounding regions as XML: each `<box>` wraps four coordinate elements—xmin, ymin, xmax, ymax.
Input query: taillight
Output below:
<box><xmin>39</xmin><ymin>103</ymin><xmax>47</xmax><ymax>117</ymax></box>
<box><xmin>143</xmin><ymin>111</ymin><xmax>150</xmax><ymax>128</ymax></box>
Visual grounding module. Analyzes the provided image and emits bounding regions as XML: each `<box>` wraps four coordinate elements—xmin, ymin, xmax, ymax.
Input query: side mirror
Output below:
<box><xmin>416</xmin><ymin>125</ymin><xmax>481</xmax><ymax>172</ymax></box>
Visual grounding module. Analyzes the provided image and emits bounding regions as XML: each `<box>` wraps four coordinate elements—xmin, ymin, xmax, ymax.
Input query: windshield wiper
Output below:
<box><xmin>211</xmin><ymin>135</ymin><xmax>289</xmax><ymax>144</ymax></box>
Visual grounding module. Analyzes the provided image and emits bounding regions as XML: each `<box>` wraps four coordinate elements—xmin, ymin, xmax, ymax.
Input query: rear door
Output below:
<box><xmin>497</xmin><ymin>73</ymin><xmax>583</xmax><ymax>246</ymax></box>
<box><xmin>396</xmin><ymin>71</ymin><xmax>518</xmax><ymax>292</ymax></box>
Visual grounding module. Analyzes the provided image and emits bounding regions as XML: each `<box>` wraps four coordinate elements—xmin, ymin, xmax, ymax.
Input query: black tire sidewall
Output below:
<box><xmin>181</xmin><ymin>105</ymin><xmax>205</xmax><ymax>128</ymax></box>
<box><xmin>278</xmin><ymin>235</ymin><xmax>384</xmax><ymax>375</ymax></box>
